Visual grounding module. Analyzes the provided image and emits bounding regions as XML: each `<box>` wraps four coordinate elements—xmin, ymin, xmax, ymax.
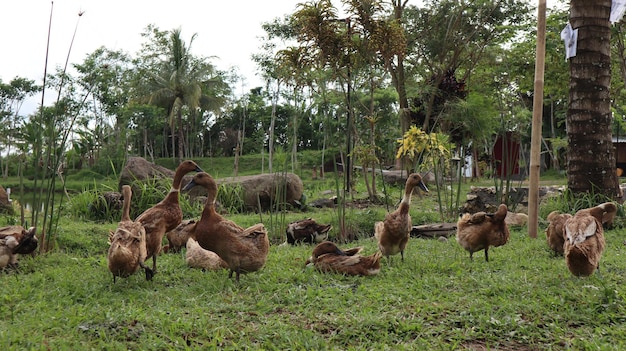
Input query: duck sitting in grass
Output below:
<box><xmin>183</xmin><ymin>172</ymin><xmax>269</xmax><ymax>282</ymax></box>
<box><xmin>305</xmin><ymin>241</ymin><xmax>382</xmax><ymax>276</ymax></box>
<box><xmin>185</xmin><ymin>237</ymin><xmax>228</xmax><ymax>271</ymax></box>
<box><xmin>285</xmin><ymin>218</ymin><xmax>332</xmax><ymax>245</ymax></box>
<box><xmin>0</xmin><ymin>225</ymin><xmax>37</xmax><ymax>270</ymax></box>
<box><xmin>107</xmin><ymin>185</ymin><xmax>152</xmax><ymax>282</ymax></box>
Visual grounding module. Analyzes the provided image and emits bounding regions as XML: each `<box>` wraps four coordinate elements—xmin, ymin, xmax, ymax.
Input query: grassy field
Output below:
<box><xmin>2</xmin><ymin>201</ymin><xmax>626</xmax><ymax>349</ymax></box>
<box><xmin>1</xmin><ymin>157</ymin><xmax>624</xmax><ymax>350</ymax></box>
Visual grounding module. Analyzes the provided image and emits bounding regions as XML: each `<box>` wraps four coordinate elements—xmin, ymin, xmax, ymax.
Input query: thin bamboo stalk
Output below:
<box><xmin>528</xmin><ymin>0</ymin><xmax>547</xmax><ymax>238</ymax></box>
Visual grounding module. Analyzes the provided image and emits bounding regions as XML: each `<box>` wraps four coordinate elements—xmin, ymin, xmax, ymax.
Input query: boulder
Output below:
<box><xmin>118</xmin><ymin>157</ymin><xmax>304</xmax><ymax>212</ymax></box>
<box><xmin>188</xmin><ymin>173</ymin><xmax>304</xmax><ymax>212</ymax></box>
<box><xmin>118</xmin><ymin>157</ymin><xmax>176</xmax><ymax>190</ymax></box>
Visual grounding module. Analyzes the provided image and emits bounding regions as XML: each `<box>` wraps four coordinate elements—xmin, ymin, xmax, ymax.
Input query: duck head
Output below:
<box><xmin>182</xmin><ymin>172</ymin><xmax>218</xmax><ymax>200</ymax></box>
<box><xmin>179</xmin><ymin>160</ymin><xmax>204</xmax><ymax>174</ymax></box>
<box><xmin>407</xmin><ymin>173</ymin><xmax>429</xmax><ymax>193</ymax></box>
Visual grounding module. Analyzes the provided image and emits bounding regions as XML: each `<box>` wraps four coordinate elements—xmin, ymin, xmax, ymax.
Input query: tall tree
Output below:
<box><xmin>0</xmin><ymin>77</ymin><xmax>40</xmax><ymax>178</ymax></box>
<box><xmin>567</xmin><ymin>0</ymin><xmax>620</xmax><ymax>198</ymax></box>
<box><xmin>73</xmin><ymin>47</ymin><xmax>132</xmax><ymax>166</ymax></box>
<box><xmin>405</xmin><ymin>0</ymin><xmax>532</xmax><ymax>132</ymax></box>
<box><xmin>135</xmin><ymin>26</ymin><xmax>227</xmax><ymax>162</ymax></box>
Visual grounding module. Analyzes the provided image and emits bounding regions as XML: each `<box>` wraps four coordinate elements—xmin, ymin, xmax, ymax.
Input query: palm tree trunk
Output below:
<box><xmin>268</xmin><ymin>83</ymin><xmax>280</xmax><ymax>174</ymax></box>
<box><xmin>567</xmin><ymin>0</ymin><xmax>620</xmax><ymax>198</ymax></box>
<box><xmin>177</xmin><ymin>110</ymin><xmax>184</xmax><ymax>164</ymax></box>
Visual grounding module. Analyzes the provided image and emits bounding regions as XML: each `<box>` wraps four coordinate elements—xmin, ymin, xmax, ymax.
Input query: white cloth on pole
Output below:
<box><xmin>560</xmin><ymin>23</ymin><xmax>578</xmax><ymax>60</ymax></box>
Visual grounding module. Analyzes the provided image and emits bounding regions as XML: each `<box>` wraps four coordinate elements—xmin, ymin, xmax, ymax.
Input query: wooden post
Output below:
<box><xmin>528</xmin><ymin>0</ymin><xmax>547</xmax><ymax>238</ymax></box>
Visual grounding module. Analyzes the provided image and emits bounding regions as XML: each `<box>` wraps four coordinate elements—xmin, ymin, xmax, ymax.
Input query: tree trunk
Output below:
<box><xmin>391</xmin><ymin>1</ymin><xmax>410</xmax><ymax>170</ymax></box>
<box><xmin>567</xmin><ymin>0</ymin><xmax>620</xmax><ymax>199</ymax></box>
<box><xmin>268</xmin><ymin>84</ymin><xmax>279</xmax><ymax>174</ymax></box>
<box><xmin>177</xmin><ymin>109</ymin><xmax>184</xmax><ymax>164</ymax></box>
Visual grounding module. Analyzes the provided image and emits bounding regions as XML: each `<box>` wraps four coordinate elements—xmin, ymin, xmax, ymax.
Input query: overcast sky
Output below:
<box><xmin>0</xmin><ymin>0</ymin><xmax>304</xmax><ymax>114</ymax></box>
<box><xmin>1</xmin><ymin>1</ymin><xmax>562</xmax><ymax>115</ymax></box>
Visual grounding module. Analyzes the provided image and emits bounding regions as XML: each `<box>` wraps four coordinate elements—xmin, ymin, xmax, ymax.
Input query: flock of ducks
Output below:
<box><xmin>0</xmin><ymin>159</ymin><xmax>614</xmax><ymax>281</ymax></box>
<box><xmin>103</xmin><ymin>161</ymin><xmax>432</xmax><ymax>281</ymax></box>
<box><xmin>0</xmin><ymin>159</ymin><xmax>616</xmax><ymax>282</ymax></box>
<box><xmin>101</xmin><ymin>160</ymin><xmax>619</xmax><ymax>283</ymax></box>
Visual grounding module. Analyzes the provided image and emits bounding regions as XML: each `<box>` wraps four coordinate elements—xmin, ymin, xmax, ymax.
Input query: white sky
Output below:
<box><xmin>0</xmin><ymin>1</ymin><xmax>563</xmax><ymax>116</ymax></box>
<box><xmin>0</xmin><ymin>0</ymin><xmax>303</xmax><ymax>114</ymax></box>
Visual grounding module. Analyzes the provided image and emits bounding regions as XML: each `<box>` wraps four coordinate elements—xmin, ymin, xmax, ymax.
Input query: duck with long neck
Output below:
<box><xmin>136</xmin><ymin>160</ymin><xmax>203</xmax><ymax>275</ymax></box>
<box><xmin>374</xmin><ymin>173</ymin><xmax>429</xmax><ymax>262</ymax></box>
<box><xmin>184</xmin><ymin>172</ymin><xmax>269</xmax><ymax>282</ymax></box>
<box><xmin>108</xmin><ymin>185</ymin><xmax>152</xmax><ymax>282</ymax></box>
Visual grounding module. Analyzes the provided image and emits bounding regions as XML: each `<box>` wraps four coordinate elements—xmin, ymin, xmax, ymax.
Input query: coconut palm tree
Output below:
<box><xmin>143</xmin><ymin>27</ymin><xmax>226</xmax><ymax>162</ymax></box>
<box><xmin>566</xmin><ymin>0</ymin><xmax>620</xmax><ymax>199</ymax></box>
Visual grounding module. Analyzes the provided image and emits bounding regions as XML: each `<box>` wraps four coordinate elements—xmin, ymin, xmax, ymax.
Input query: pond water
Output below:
<box><xmin>6</xmin><ymin>189</ymin><xmax>66</xmax><ymax>213</ymax></box>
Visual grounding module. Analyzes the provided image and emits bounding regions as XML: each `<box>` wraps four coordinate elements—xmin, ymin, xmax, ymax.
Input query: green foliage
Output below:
<box><xmin>216</xmin><ymin>183</ymin><xmax>246</xmax><ymax>214</ymax></box>
<box><xmin>67</xmin><ymin>188</ymin><xmax>115</xmax><ymax>222</ymax></box>
<box><xmin>396</xmin><ymin>126</ymin><xmax>452</xmax><ymax>172</ymax></box>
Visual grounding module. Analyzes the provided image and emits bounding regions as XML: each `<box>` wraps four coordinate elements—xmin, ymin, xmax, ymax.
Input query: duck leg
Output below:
<box><xmin>228</xmin><ymin>267</ymin><xmax>242</xmax><ymax>282</ymax></box>
<box><xmin>140</xmin><ymin>261</ymin><xmax>154</xmax><ymax>281</ymax></box>
<box><xmin>152</xmin><ymin>256</ymin><xmax>157</xmax><ymax>274</ymax></box>
<box><xmin>484</xmin><ymin>248</ymin><xmax>489</xmax><ymax>262</ymax></box>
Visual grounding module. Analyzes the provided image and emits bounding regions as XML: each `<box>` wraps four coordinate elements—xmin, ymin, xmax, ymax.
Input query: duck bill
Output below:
<box><xmin>418</xmin><ymin>181</ymin><xmax>429</xmax><ymax>193</ymax></box>
<box><xmin>182</xmin><ymin>179</ymin><xmax>198</xmax><ymax>192</ymax></box>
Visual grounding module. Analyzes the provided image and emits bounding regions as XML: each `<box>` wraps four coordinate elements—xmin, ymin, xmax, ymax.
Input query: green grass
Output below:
<box><xmin>3</xmin><ymin>156</ymin><xmax>625</xmax><ymax>349</ymax></box>
<box><xmin>2</xmin><ymin>212</ymin><xmax>626</xmax><ymax>350</ymax></box>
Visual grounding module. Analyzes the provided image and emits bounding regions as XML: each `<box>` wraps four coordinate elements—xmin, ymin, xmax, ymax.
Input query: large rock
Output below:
<box><xmin>118</xmin><ymin>157</ymin><xmax>176</xmax><ymax>190</ymax></box>
<box><xmin>118</xmin><ymin>157</ymin><xmax>304</xmax><ymax>212</ymax></box>
<box><xmin>188</xmin><ymin>173</ymin><xmax>304</xmax><ymax>212</ymax></box>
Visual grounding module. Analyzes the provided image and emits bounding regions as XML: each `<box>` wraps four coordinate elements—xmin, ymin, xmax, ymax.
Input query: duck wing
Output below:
<box><xmin>342</xmin><ymin>247</ymin><xmax>363</xmax><ymax>256</ymax></box>
<box><xmin>565</xmin><ymin>215</ymin><xmax>599</xmax><ymax>246</ymax></box>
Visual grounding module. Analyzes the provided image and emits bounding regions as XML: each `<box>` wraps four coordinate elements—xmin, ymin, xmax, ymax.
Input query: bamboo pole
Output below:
<box><xmin>528</xmin><ymin>0</ymin><xmax>547</xmax><ymax>238</ymax></box>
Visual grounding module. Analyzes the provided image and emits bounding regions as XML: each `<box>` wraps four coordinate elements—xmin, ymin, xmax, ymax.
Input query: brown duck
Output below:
<box><xmin>135</xmin><ymin>160</ymin><xmax>203</xmax><ymax>275</ymax></box>
<box><xmin>564</xmin><ymin>203</ymin><xmax>610</xmax><ymax>277</ymax></box>
<box><xmin>305</xmin><ymin>241</ymin><xmax>382</xmax><ymax>276</ymax></box>
<box><xmin>286</xmin><ymin>218</ymin><xmax>332</xmax><ymax>245</ymax></box>
<box><xmin>183</xmin><ymin>172</ymin><xmax>269</xmax><ymax>282</ymax></box>
<box><xmin>107</xmin><ymin>185</ymin><xmax>152</xmax><ymax>282</ymax></box>
<box><xmin>456</xmin><ymin>204</ymin><xmax>510</xmax><ymax>262</ymax></box>
<box><xmin>545</xmin><ymin>211</ymin><xmax>572</xmax><ymax>256</ymax></box>
<box><xmin>374</xmin><ymin>173</ymin><xmax>428</xmax><ymax>262</ymax></box>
